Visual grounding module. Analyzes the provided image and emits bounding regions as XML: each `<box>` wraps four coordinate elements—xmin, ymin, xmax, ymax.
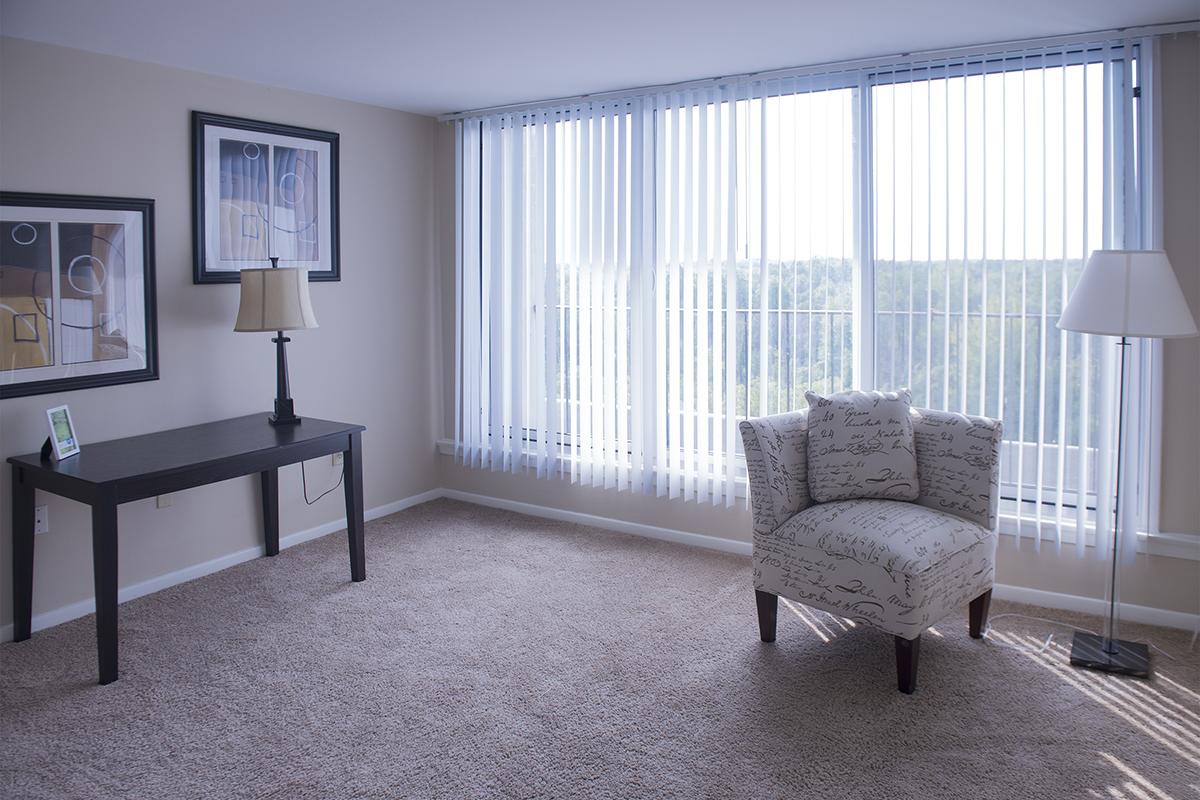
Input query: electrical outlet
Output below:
<box><xmin>156</xmin><ymin>494</ymin><xmax>173</xmax><ymax>509</ymax></box>
<box><xmin>332</xmin><ymin>452</ymin><xmax>344</xmax><ymax>466</ymax></box>
<box><xmin>34</xmin><ymin>505</ymin><xmax>49</xmax><ymax>535</ymax></box>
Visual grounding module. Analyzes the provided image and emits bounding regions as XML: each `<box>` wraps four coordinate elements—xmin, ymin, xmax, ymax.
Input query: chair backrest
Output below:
<box><xmin>740</xmin><ymin>405</ymin><xmax>1003</xmax><ymax>535</ymax></box>
<box><xmin>739</xmin><ymin>410</ymin><xmax>811</xmax><ymax>537</ymax></box>
<box><xmin>910</xmin><ymin>408</ymin><xmax>1004</xmax><ymax>531</ymax></box>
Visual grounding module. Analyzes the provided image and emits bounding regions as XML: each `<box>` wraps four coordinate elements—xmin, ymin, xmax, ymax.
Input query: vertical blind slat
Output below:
<box><xmin>683</xmin><ymin>97</ymin><xmax>696</xmax><ymax>500</ymax></box>
<box><xmin>1075</xmin><ymin>58</ymin><xmax>1091</xmax><ymax>556</ymax></box>
<box><xmin>654</xmin><ymin>95</ymin><xmax>668</xmax><ymax>496</ymax></box>
<box><xmin>1035</xmin><ymin>55</ymin><xmax>1050</xmax><ymax>542</ymax></box>
<box><xmin>1015</xmin><ymin>62</ymin><xmax>1030</xmax><ymax>542</ymax></box>
<box><xmin>602</xmin><ymin>109</ymin><xmax>616</xmax><ymax>488</ymax></box>
<box><xmin>724</xmin><ymin>85</ymin><xmax>739</xmax><ymax>506</ymax></box>
<box><xmin>697</xmin><ymin>92</ymin><xmax>711</xmax><ymax>502</ymax></box>
<box><xmin>711</xmin><ymin>90</ymin><xmax>725</xmax><ymax>505</ymax></box>
<box><xmin>669</xmin><ymin>94</ymin><xmax>683</xmax><ymax>498</ymax></box>
<box><xmin>630</xmin><ymin>101</ymin><xmax>645</xmax><ymax>490</ymax></box>
<box><xmin>979</xmin><ymin>67</ymin><xmax>989</xmax><ymax>423</ymax></box>
<box><xmin>616</xmin><ymin>106</ymin><xmax>629</xmax><ymax>491</ymax></box>
<box><xmin>579</xmin><ymin>105</ymin><xmax>593</xmax><ymax>485</ymax></box>
<box><xmin>757</xmin><ymin>87</ymin><xmax>769</xmax><ymax>419</ymax></box>
<box><xmin>1054</xmin><ymin>63</ymin><xmax>1069</xmax><ymax>541</ymax></box>
<box><xmin>453</xmin><ymin>122</ymin><xmax>463</xmax><ymax>465</ymax></box>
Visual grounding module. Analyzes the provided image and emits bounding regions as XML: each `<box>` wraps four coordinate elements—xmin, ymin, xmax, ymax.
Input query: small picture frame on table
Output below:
<box><xmin>44</xmin><ymin>404</ymin><xmax>80</xmax><ymax>461</ymax></box>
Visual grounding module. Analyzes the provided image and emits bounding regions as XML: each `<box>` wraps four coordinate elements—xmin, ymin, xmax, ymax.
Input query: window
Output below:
<box><xmin>453</xmin><ymin>39</ymin><xmax>1148</xmax><ymax>543</ymax></box>
<box><xmin>726</xmin><ymin>89</ymin><xmax>857</xmax><ymax>415</ymax></box>
<box><xmin>870</xmin><ymin>49</ymin><xmax>1139</xmax><ymax>542</ymax></box>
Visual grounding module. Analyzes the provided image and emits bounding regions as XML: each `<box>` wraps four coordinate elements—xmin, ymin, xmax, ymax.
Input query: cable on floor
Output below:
<box><xmin>300</xmin><ymin>460</ymin><xmax>344</xmax><ymax>505</ymax></box>
<box><xmin>983</xmin><ymin>611</ymin><xmax>1177</xmax><ymax>661</ymax></box>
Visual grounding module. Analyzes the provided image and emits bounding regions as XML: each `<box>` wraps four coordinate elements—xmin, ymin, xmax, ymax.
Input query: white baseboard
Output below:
<box><xmin>0</xmin><ymin>488</ymin><xmax>442</xmax><ymax>643</ymax></box>
<box><xmin>438</xmin><ymin>488</ymin><xmax>753</xmax><ymax>556</ymax></box>
<box><xmin>6</xmin><ymin>485</ymin><xmax>1195</xmax><ymax>642</ymax></box>
<box><xmin>990</xmin><ymin>583</ymin><xmax>1199</xmax><ymax>632</ymax></box>
<box><xmin>440</xmin><ymin>489</ymin><xmax>1199</xmax><ymax>632</ymax></box>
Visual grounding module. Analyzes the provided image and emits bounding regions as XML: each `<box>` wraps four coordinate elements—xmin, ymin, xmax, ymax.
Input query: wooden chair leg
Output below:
<box><xmin>755</xmin><ymin>590</ymin><xmax>778</xmax><ymax>643</ymax></box>
<box><xmin>895</xmin><ymin>635</ymin><xmax>920</xmax><ymax>694</ymax></box>
<box><xmin>969</xmin><ymin>589</ymin><xmax>993</xmax><ymax>639</ymax></box>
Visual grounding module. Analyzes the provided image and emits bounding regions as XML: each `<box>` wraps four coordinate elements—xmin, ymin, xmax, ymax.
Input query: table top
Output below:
<box><xmin>8</xmin><ymin>414</ymin><xmax>365</xmax><ymax>485</ymax></box>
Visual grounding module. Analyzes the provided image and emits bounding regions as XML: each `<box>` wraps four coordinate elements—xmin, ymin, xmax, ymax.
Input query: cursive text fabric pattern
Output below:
<box><xmin>804</xmin><ymin>389</ymin><xmax>919</xmax><ymax>503</ymax></box>
<box><xmin>910</xmin><ymin>408</ymin><xmax>1004</xmax><ymax>531</ymax></box>
<box><xmin>739</xmin><ymin>412</ymin><xmax>813</xmax><ymax>537</ymax></box>
<box><xmin>740</xmin><ymin>400</ymin><xmax>1001</xmax><ymax>641</ymax></box>
<box><xmin>754</xmin><ymin>499</ymin><xmax>996</xmax><ymax>637</ymax></box>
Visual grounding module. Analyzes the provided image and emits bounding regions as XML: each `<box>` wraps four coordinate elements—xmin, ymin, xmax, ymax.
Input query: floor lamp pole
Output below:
<box><xmin>1069</xmin><ymin>335</ymin><xmax>1150</xmax><ymax>677</ymax></box>
<box><xmin>1104</xmin><ymin>336</ymin><xmax>1128</xmax><ymax>653</ymax></box>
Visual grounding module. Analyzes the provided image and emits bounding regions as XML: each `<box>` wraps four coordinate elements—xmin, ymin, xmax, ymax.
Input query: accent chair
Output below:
<box><xmin>739</xmin><ymin>405</ymin><xmax>1003</xmax><ymax>693</ymax></box>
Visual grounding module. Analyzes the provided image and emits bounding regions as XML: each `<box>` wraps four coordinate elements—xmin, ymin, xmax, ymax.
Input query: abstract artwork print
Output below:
<box><xmin>218</xmin><ymin>138</ymin><xmax>270</xmax><ymax>263</ymax></box>
<box><xmin>194</xmin><ymin>113</ymin><xmax>338</xmax><ymax>283</ymax></box>
<box><xmin>271</xmin><ymin>145</ymin><xmax>319</xmax><ymax>262</ymax></box>
<box><xmin>1</xmin><ymin>220</ymin><xmax>54</xmax><ymax>371</ymax></box>
<box><xmin>0</xmin><ymin>193</ymin><xmax>157</xmax><ymax>399</ymax></box>
<box><xmin>58</xmin><ymin>222</ymin><xmax>128</xmax><ymax>365</ymax></box>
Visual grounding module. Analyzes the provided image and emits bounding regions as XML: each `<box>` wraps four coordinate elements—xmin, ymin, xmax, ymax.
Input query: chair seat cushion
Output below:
<box><xmin>773</xmin><ymin>498</ymin><xmax>991</xmax><ymax>576</ymax></box>
<box><xmin>755</xmin><ymin>500</ymin><xmax>996</xmax><ymax>637</ymax></box>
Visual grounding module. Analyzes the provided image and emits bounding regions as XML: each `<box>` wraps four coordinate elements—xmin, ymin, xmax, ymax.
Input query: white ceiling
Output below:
<box><xmin>2</xmin><ymin>0</ymin><xmax>1196</xmax><ymax>116</ymax></box>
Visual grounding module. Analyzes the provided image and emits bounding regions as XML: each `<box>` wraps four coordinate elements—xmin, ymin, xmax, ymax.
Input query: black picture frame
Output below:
<box><xmin>0</xmin><ymin>192</ymin><xmax>159</xmax><ymax>399</ymax></box>
<box><xmin>191</xmin><ymin>111</ymin><xmax>341</xmax><ymax>284</ymax></box>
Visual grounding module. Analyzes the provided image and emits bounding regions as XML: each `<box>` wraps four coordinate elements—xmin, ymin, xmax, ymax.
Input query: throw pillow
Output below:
<box><xmin>804</xmin><ymin>388</ymin><xmax>919</xmax><ymax>503</ymax></box>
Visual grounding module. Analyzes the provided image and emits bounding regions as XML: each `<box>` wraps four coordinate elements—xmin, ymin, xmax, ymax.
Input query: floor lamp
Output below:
<box><xmin>1058</xmin><ymin>250</ymin><xmax>1198</xmax><ymax>677</ymax></box>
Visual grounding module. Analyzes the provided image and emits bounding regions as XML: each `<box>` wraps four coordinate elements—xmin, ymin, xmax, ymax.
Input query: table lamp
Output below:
<box><xmin>234</xmin><ymin>257</ymin><xmax>319</xmax><ymax>425</ymax></box>
<box><xmin>1058</xmin><ymin>249</ymin><xmax>1198</xmax><ymax>677</ymax></box>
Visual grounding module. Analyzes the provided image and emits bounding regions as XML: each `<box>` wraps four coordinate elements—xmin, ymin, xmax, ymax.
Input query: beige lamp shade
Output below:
<box><xmin>1058</xmin><ymin>250</ymin><xmax>1198</xmax><ymax>339</ymax></box>
<box><xmin>234</xmin><ymin>267</ymin><xmax>319</xmax><ymax>332</ymax></box>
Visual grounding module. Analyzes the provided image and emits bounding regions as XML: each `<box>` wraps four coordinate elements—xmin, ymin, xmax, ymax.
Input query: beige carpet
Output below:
<box><xmin>1</xmin><ymin>499</ymin><xmax>1196</xmax><ymax>799</ymax></box>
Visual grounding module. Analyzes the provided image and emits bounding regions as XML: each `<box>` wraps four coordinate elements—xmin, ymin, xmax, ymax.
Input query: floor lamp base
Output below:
<box><xmin>1069</xmin><ymin>632</ymin><xmax>1150</xmax><ymax>678</ymax></box>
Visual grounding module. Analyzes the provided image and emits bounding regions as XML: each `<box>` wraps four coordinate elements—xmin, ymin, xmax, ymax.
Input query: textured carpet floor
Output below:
<box><xmin>1</xmin><ymin>499</ymin><xmax>1197</xmax><ymax>799</ymax></box>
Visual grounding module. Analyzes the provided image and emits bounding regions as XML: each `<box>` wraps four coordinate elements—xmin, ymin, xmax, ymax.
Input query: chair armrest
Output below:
<box><xmin>739</xmin><ymin>411</ymin><xmax>812</xmax><ymax>537</ymax></box>
<box><xmin>911</xmin><ymin>408</ymin><xmax>1003</xmax><ymax>531</ymax></box>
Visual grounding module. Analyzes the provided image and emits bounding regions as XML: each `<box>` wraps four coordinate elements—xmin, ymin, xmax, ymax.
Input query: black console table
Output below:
<box><xmin>8</xmin><ymin>414</ymin><xmax>367</xmax><ymax>684</ymax></box>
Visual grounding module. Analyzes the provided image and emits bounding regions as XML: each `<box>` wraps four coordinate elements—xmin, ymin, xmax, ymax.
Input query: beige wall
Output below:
<box><xmin>436</xmin><ymin>34</ymin><xmax>1200</xmax><ymax>615</ymax></box>
<box><xmin>0</xmin><ymin>38</ymin><xmax>441</xmax><ymax>628</ymax></box>
<box><xmin>1158</xmin><ymin>32</ymin><xmax>1200</xmax><ymax>534</ymax></box>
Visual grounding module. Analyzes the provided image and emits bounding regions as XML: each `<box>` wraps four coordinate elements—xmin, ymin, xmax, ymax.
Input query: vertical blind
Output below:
<box><xmin>454</xmin><ymin>37</ymin><xmax>1148</xmax><ymax>553</ymax></box>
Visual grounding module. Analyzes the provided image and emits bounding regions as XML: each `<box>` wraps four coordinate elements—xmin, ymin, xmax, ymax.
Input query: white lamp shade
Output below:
<box><xmin>1058</xmin><ymin>250</ymin><xmax>1198</xmax><ymax>339</ymax></box>
<box><xmin>234</xmin><ymin>267</ymin><xmax>319</xmax><ymax>332</ymax></box>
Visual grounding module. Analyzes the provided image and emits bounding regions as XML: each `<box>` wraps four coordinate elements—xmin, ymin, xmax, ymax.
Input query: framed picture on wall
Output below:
<box><xmin>192</xmin><ymin>111</ymin><xmax>340</xmax><ymax>284</ymax></box>
<box><xmin>0</xmin><ymin>192</ymin><xmax>158</xmax><ymax>399</ymax></box>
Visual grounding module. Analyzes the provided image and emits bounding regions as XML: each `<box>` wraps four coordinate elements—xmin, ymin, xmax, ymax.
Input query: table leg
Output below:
<box><xmin>261</xmin><ymin>469</ymin><xmax>279</xmax><ymax>557</ymax></box>
<box><xmin>11</xmin><ymin>466</ymin><xmax>35</xmax><ymax>642</ymax></box>
<box><xmin>91</xmin><ymin>498</ymin><xmax>119</xmax><ymax>685</ymax></box>
<box><xmin>343</xmin><ymin>431</ymin><xmax>365</xmax><ymax>582</ymax></box>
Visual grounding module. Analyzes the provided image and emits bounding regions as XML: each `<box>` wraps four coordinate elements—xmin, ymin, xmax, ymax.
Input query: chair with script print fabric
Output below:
<box><xmin>739</xmin><ymin>390</ymin><xmax>1003</xmax><ymax>694</ymax></box>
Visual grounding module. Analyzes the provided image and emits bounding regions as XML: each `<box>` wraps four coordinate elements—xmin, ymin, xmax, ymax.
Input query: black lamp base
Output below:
<box><xmin>269</xmin><ymin>398</ymin><xmax>301</xmax><ymax>426</ymax></box>
<box><xmin>1069</xmin><ymin>632</ymin><xmax>1150</xmax><ymax>678</ymax></box>
<box><xmin>268</xmin><ymin>332</ymin><xmax>301</xmax><ymax>426</ymax></box>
